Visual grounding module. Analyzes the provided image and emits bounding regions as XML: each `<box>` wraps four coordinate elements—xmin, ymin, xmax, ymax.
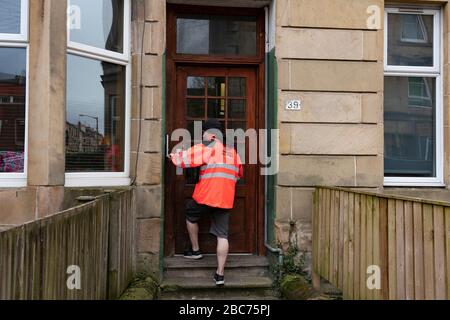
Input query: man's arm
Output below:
<box><xmin>238</xmin><ymin>164</ymin><xmax>244</xmax><ymax>180</ymax></box>
<box><xmin>170</xmin><ymin>144</ymin><xmax>211</xmax><ymax>168</ymax></box>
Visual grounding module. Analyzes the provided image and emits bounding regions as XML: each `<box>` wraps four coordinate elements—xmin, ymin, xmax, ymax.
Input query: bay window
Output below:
<box><xmin>0</xmin><ymin>0</ymin><xmax>28</xmax><ymax>187</ymax></box>
<box><xmin>384</xmin><ymin>7</ymin><xmax>443</xmax><ymax>186</ymax></box>
<box><xmin>65</xmin><ymin>0</ymin><xmax>130</xmax><ymax>187</ymax></box>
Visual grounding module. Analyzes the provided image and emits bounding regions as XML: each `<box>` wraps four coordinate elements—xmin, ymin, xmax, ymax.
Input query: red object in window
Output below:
<box><xmin>105</xmin><ymin>144</ymin><xmax>121</xmax><ymax>172</ymax></box>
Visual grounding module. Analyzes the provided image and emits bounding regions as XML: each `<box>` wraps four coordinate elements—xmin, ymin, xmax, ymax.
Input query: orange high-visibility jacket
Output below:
<box><xmin>171</xmin><ymin>140</ymin><xmax>243</xmax><ymax>209</ymax></box>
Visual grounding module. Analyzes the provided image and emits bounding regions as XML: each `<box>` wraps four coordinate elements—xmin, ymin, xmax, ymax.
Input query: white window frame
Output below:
<box><xmin>0</xmin><ymin>0</ymin><xmax>29</xmax><ymax>188</ymax></box>
<box><xmin>0</xmin><ymin>0</ymin><xmax>28</xmax><ymax>42</ymax></box>
<box><xmin>385</xmin><ymin>7</ymin><xmax>440</xmax><ymax>73</ymax></box>
<box><xmin>384</xmin><ymin>7</ymin><xmax>443</xmax><ymax>187</ymax></box>
<box><xmin>65</xmin><ymin>0</ymin><xmax>131</xmax><ymax>187</ymax></box>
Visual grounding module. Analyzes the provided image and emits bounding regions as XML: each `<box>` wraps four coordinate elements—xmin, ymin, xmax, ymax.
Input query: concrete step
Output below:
<box><xmin>164</xmin><ymin>255</ymin><xmax>270</xmax><ymax>278</ymax></box>
<box><xmin>160</xmin><ymin>255</ymin><xmax>276</xmax><ymax>300</ymax></box>
<box><xmin>159</xmin><ymin>275</ymin><xmax>277</xmax><ymax>300</ymax></box>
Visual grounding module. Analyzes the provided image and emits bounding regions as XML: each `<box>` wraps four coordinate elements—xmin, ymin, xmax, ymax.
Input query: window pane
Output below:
<box><xmin>207</xmin><ymin>77</ymin><xmax>226</xmax><ymax>97</ymax></box>
<box><xmin>186</xmin><ymin>98</ymin><xmax>204</xmax><ymax>118</ymax></box>
<box><xmin>0</xmin><ymin>47</ymin><xmax>26</xmax><ymax>173</ymax></box>
<box><xmin>187</xmin><ymin>76</ymin><xmax>205</xmax><ymax>96</ymax></box>
<box><xmin>228</xmin><ymin>100</ymin><xmax>246</xmax><ymax>119</ymax></box>
<box><xmin>387</xmin><ymin>13</ymin><xmax>434</xmax><ymax>67</ymax></box>
<box><xmin>207</xmin><ymin>99</ymin><xmax>226</xmax><ymax>118</ymax></box>
<box><xmin>66</xmin><ymin>54</ymin><xmax>126</xmax><ymax>172</ymax></box>
<box><xmin>384</xmin><ymin>76</ymin><xmax>436</xmax><ymax>177</ymax></box>
<box><xmin>0</xmin><ymin>0</ymin><xmax>21</xmax><ymax>34</ymax></box>
<box><xmin>69</xmin><ymin>0</ymin><xmax>124</xmax><ymax>53</ymax></box>
<box><xmin>228</xmin><ymin>77</ymin><xmax>246</xmax><ymax>97</ymax></box>
<box><xmin>177</xmin><ymin>15</ymin><xmax>257</xmax><ymax>56</ymax></box>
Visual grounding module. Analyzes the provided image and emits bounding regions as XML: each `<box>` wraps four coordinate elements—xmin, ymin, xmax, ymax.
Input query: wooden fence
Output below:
<box><xmin>313</xmin><ymin>187</ymin><xmax>450</xmax><ymax>300</ymax></box>
<box><xmin>0</xmin><ymin>189</ymin><xmax>135</xmax><ymax>300</ymax></box>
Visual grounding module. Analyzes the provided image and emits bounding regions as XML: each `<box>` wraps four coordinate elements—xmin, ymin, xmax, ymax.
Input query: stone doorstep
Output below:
<box><xmin>159</xmin><ymin>275</ymin><xmax>277</xmax><ymax>300</ymax></box>
<box><xmin>164</xmin><ymin>255</ymin><xmax>269</xmax><ymax>269</ymax></box>
<box><xmin>159</xmin><ymin>289</ymin><xmax>279</xmax><ymax>300</ymax></box>
<box><xmin>161</xmin><ymin>275</ymin><xmax>273</xmax><ymax>290</ymax></box>
<box><xmin>163</xmin><ymin>255</ymin><xmax>271</xmax><ymax>278</ymax></box>
<box><xmin>160</xmin><ymin>255</ymin><xmax>276</xmax><ymax>300</ymax></box>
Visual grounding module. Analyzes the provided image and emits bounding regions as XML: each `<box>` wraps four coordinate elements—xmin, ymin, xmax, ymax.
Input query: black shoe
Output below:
<box><xmin>214</xmin><ymin>273</ymin><xmax>225</xmax><ymax>286</ymax></box>
<box><xmin>183</xmin><ymin>248</ymin><xmax>203</xmax><ymax>260</ymax></box>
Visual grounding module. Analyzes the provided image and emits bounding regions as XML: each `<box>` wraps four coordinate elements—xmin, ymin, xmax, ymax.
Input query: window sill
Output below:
<box><xmin>384</xmin><ymin>178</ymin><xmax>445</xmax><ymax>187</ymax></box>
<box><xmin>65</xmin><ymin>174</ymin><xmax>131</xmax><ymax>188</ymax></box>
<box><xmin>0</xmin><ymin>177</ymin><xmax>27</xmax><ymax>188</ymax></box>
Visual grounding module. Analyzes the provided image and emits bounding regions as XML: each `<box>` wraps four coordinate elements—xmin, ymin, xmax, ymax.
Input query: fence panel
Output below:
<box><xmin>313</xmin><ymin>187</ymin><xmax>450</xmax><ymax>300</ymax></box>
<box><xmin>0</xmin><ymin>189</ymin><xmax>134</xmax><ymax>300</ymax></box>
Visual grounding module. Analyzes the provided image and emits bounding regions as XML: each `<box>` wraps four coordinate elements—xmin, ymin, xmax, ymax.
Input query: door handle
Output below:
<box><xmin>166</xmin><ymin>134</ymin><xmax>170</xmax><ymax>158</ymax></box>
<box><xmin>167</xmin><ymin>134</ymin><xmax>184</xmax><ymax>176</ymax></box>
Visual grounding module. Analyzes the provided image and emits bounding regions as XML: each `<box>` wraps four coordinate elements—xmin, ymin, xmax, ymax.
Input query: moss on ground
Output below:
<box><xmin>119</xmin><ymin>276</ymin><xmax>159</xmax><ymax>300</ymax></box>
<box><xmin>279</xmin><ymin>274</ymin><xmax>314</xmax><ymax>300</ymax></box>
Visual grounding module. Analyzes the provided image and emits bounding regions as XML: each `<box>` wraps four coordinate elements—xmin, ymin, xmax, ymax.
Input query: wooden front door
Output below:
<box><xmin>166</xmin><ymin>66</ymin><xmax>258</xmax><ymax>254</ymax></box>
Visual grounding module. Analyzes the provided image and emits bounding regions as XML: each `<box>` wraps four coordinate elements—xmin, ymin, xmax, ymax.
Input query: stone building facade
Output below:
<box><xmin>1</xmin><ymin>0</ymin><xmax>450</xmax><ymax>278</ymax></box>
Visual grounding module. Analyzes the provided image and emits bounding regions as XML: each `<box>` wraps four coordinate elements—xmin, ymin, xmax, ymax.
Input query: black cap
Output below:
<box><xmin>203</xmin><ymin>118</ymin><xmax>222</xmax><ymax>131</ymax></box>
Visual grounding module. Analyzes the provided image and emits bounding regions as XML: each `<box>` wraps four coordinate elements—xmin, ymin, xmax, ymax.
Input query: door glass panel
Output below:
<box><xmin>228</xmin><ymin>100</ymin><xmax>246</xmax><ymax>119</ymax></box>
<box><xmin>384</xmin><ymin>76</ymin><xmax>436</xmax><ymax>177</ymax></box>
<box><xmin>207</xmin><ymin>99</ymin><xmax>226</xmax><ymax>118</ymax></box>
<box><xmin>186</xmin><ymin>99</ymin><xmax>205</xmax><ymax>118</ymax></box>
<box><xmin>186</xmin><ymin>120</ymin><xmax>202</xmax><ymax>145</ymax></box>
<box><xmin>227</xmin><ymin>120</ymin><xmax>246</xmax><ymax>186</ymax></box>
<box><xmin>228</xmin><ymin>77</ymin><xmax>246</xmax><ymax>97</ymax></box>
<box><xmin>227</xmin><ymin>121</ymin><xmax>246</xmax><ymax>132</ymax></box>
<box><xmin>176</xmin><ymin>15</ymin><xmax>257</xmax><ymax>56</ymax></box>
<box><xmin>187</xmin><ymin>76</ymin><xmax>205</xmax><ymax>96</ymax></box>
<box><xmin>387</xmin><ymin>13</ymin><xmax>434</xmax><ymax>67</ymax></box>
<box><xmin>207</xmin><ymin>77</ymin><xmax>226</xmax><ymax>97</ymax></box>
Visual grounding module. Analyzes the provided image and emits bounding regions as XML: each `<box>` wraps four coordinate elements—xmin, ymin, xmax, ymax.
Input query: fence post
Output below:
<box><xmin>107</xmin><ymin>192</ymin><xmax>120</xmax><ymax>299</ymax></box>
<box><xmin>312</xmin><ymin>189</ymin><xmax>321</xmax><ymax>291</ymax></box>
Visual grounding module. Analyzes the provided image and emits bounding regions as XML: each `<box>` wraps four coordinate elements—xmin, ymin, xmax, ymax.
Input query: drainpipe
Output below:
<box><xmin>264</xmin><ymin>4</ymin><xmax>283</xmax><ymax>274</ymax></box>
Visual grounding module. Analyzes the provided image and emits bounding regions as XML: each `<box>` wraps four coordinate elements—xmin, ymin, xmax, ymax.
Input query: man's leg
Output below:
<box><xmin>184</xmin><ymin>200</ymin><xmax>203</xmax><ymax>259</ymax></box>
<box><xmin>186</xmin><ymin>220</ymin><xmax>200</xmax><ymax>251</ymax></box>
<box><xmin>211</xmin><ymin>210</ymin><xmax>230</xmax><ymax>276</ymax></box>
<box><xmin>216</xmin><ymin>237</ymin><xmax>229</xmax><ymax>276</ymax></box>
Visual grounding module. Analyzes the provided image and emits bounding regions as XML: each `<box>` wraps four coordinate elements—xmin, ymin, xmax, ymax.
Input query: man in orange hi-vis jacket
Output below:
<box><xmin>169</xmin><ymin>119</ymin><xmax>243</xmax><ymax>286</ymax></box>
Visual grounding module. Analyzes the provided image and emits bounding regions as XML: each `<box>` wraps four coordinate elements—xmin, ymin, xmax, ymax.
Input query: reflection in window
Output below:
<box><xmin>0</xmin><ymin>0</ymin><xmax>21</xmax><ymax>34</ymax></box>
<box><xmin>187</xmin><ymin>76</ymin><xmax>205</xmax><ymax>96</ymax></box>
<box><xmin>177</xmin><ymin>15</ymin><xmax>257</xmax><ymax>56</ymax></box>
<box><xmin>387</xmin><ymin>13</ymin><xmax>433</xmax><ymax>67</ymax></box>
<box><xmin>384</xmin><ymin>76</ymin><xmax>436</xmax><ymax>177</ymax></box>
<box><xmin>408</xmin><ymin>77</ymin><xmax>432</xmax><ymax>107</ymax></box>
<box><xmin>401</xmin><ymin>15</ymin><xmax>428</xmax><ymax>43</ymax></box>
<box><xmin>69</xmin><ymin>0</ymin><xmax>124</xmax><ymax>53</ymax></box>
<box><xmin>0</xmin><ymin>47</ymin><xmax>26</xmax><ymax>173</ymax></box>
<box><xmin>66</xmin><ymin>54</ymin><xmax>125</xmax><ymax>172</ymax></box>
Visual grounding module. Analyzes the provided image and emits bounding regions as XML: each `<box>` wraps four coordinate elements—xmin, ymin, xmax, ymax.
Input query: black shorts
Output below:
<box><xmin>185</xmin><ymin>199</ymin><xmax>230</xmax><ymax>239</ymax></box>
